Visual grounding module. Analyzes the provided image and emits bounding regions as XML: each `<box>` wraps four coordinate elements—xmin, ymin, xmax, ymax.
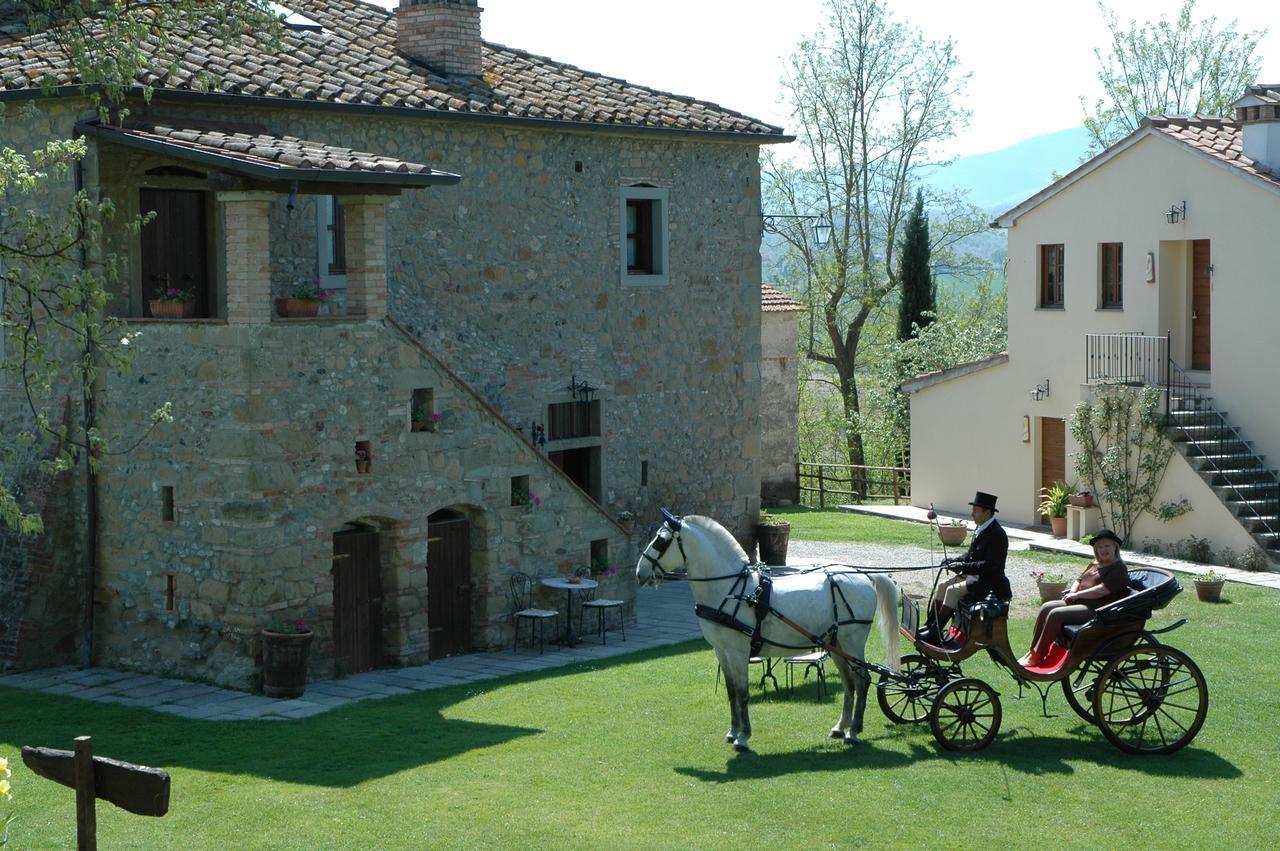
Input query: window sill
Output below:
<box><xmin>1096</xmin><ymin>306</ymin><xmax>1124</xmax><ymax>311</ymax></box>
<box><xmin>125</xmin><ymin>317</ymin><xmax>227</xmax><ymax>324</ymax></box>
<box><xmin>622</xmin><ymin>273</ymin><xmax>671</xmax><ymax>287</ymax></box>
<box><xmin>270</xmin><ymin>313</ymin><xmax>368</xmax><ymax>323</ymax></box>
<box><xmin>1035</xmin><ymin>305</ymin><xmax>1065</xmax><ymax>311</ymax></box>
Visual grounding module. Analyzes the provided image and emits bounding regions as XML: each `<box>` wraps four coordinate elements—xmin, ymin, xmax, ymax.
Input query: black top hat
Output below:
<box><xmin>1091</xmin><ymin>529</ymin><xmax>1123</xmax><ymax>549</ymax></box>
<box><xmin>968</xmin><ymin>491</ymin><xmax>999</xmax><ymax>512</ymax></box>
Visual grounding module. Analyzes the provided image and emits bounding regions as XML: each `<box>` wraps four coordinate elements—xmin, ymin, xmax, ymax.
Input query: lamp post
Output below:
<box><xmin>762</xmin><ymin>212</ymin><xmax>832</xmax><ymax>358</ymax></box>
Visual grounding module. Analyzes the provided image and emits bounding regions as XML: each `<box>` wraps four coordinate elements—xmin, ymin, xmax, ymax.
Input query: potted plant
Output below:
<box><xmin>1039</xmin><ymin>480</ymin><xmax>1071</xmax><ymax>537</ymax></box>
<box><xmin>354</xmin><ymin>446</ymin><xmax>371</xmax><ymax>474</ymax></box>
<box><xmin>1068</xmin><ymin>490</ymin><xmax>1095</xmax><ymax>508</ymax></box>
<box><xmin>1031</xmin><ymin>570</ymin><xmax>1070</xmax><ymax>602</ymax></box>
<box><xmin>1193</xmin><ymin>569</ymin><xmax>1225</xmax><ymax>602</ymax></box>
<box><xmin>279</xmin><ymin>277</ymin><xmax>330</xmax><ymax>318</ymax></box>
<box><xmin>260</xmin><ymin>619</ymin><xmax>313</xmax><ymax>698</ymax></box>
<box><xmin>756</xmin><ymin>512</ymin><xmax>790</xmax><ymax>566</ymax></box>
<box><xmin>937</xmin><ymin>518</ymin><xmax>968</xmax><ymax>547</ymax></box>
<box><xmin>411</xmin><ymin>404</ymin><xmax>442</xmax><ymax>433</ymax></box>
<box><xmin>149</xmin><ymin>286</ymin><xmax>196</xmax><ymax>319</ymax></box>
<box><xmin>616</xmin><ymin>510</ymin><xmax>636</xmax><ymax>535</ymax></box>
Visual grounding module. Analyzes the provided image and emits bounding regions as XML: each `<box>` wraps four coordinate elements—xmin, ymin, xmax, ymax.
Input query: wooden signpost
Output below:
<box><xmin>21</xmin><ymin>736</ymin><xmax>170</xmax><ymax>851</ymax></box>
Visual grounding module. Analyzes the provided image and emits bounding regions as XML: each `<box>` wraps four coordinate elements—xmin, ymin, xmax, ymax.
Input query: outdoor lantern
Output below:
<box><xmin>812</xmin><ymin>218</ymin><xmax>833</xmax><ymax>247</ymax></box>
<box><xmin>1029</xmin><ymin>379</ymin><xmax>1050</xmax><ymax>401</ymax></box>
<box><xmin>1165</xmin><ymin>200</ymin><xmax>1187</xmax><ymax>224</ymax></box>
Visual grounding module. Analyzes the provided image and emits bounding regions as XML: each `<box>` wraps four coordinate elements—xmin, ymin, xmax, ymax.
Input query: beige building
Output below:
<box><xmin>760</xmin><ymin>285</ymin><xmax>806</xmax><ymax>504</ymax></box>
<box><xmin>0</xmin><ymin>1</ymin><xmax>789</xmax><ymax>685</ymax></box>
<box><xmin>907</xmin><ymin>85</ymin><xmax>1280</xmax><ymax>564</ymax></box>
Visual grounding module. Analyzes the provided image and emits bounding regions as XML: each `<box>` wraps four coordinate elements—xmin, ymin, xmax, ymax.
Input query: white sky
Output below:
<box><xmin>369</xmin><ymin>0</ymin><xmax>1280</xmax><ymax>158</ymax></box>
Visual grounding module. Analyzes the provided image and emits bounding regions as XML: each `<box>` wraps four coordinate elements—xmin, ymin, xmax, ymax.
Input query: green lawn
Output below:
<box><xmin>2</xmin><ymin>580</ymin><xmax>1276</xmax><ymax>848</ymax></box>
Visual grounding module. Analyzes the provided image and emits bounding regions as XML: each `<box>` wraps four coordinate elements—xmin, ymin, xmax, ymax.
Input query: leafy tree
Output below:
<box><xmin>1082</xmin><ymin>0</ymin><xmax>1264</xmax><ymax>154</ymax></box>
<box><xmin>896</xmin><ymin>189</ymin><xmax>934</xmax><ymax>342</ymax></box>
<box><xmin>764</xmin><ymin>0</ymin><xmax>988</xmax><ymax>490</ymax></box>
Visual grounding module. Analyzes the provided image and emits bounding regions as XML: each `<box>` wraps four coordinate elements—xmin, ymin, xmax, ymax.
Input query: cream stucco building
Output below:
<box><xmin>906</xmin><ymin>85</ymin><xmax>1280</xmax><ymax>565</ymax></box>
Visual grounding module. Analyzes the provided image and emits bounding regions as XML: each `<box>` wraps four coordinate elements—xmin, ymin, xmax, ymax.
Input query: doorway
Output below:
<box><xmin>332</xmin><ymin>527</ymin><xmax>384</xmax><ymax>674</ymax></box>
<box><xmin>1039</xmin><ymin>417</ymin><xmax>1066</xmax><ymax>522</ymax></box>
<box><xmin>139</xmin><ymin>188</ymin><xmax>210</xmax><ymax>317</ymax></box>
<box><xmin>549</xmin><ymin>446</ymin><xmax>601</xmax><ymax>501</ymax></box>
<box><xmin>1191</xmin><ymin>239</ymin><xmax>1211</xmax><ymax>371</ymax></box>
<box><xmin>427</xmin><ymin>509</ymin><xmax>472</xmax><ymax>659</ymax></box>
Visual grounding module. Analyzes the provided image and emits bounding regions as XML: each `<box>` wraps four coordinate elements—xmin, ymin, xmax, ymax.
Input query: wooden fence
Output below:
<box><xmin>796</xmin><ymin>461</ymin><xmax>911</xmax><ymax>507</ymax></box>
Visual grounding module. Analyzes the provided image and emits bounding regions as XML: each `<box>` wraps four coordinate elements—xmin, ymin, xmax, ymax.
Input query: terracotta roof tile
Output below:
<box><xmin>0</xmin><ymin>0</ymin><xmax>784</xmax><ymax>138</ymax></box>
<box><xmin>761</xmin><ymin>284</ymin><xmax>806</xmax><ymax>312</ymax></box>
<box><xmin>1146</xmin><ymin>115</ymin><xmax>1280</xmax><ymax>185</ymax></box>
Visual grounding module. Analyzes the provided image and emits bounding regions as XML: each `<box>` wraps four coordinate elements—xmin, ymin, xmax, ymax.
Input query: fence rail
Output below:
<box><xmin>797</xmin><ymin>461</ymin><xmax>910</xmax><ymax>508</ymax></box>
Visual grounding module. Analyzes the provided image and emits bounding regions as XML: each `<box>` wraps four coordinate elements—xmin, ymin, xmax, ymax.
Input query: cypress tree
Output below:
<box><xmin>897</xmin><ymin>190</ymin><xmax>935</xmax><ymax>341</ymax></box>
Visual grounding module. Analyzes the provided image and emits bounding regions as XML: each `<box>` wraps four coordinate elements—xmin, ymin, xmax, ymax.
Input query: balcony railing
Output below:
<box><xmin>1084</xmin><ymin>333</ymin><xmax>1169</xmax><ymax>387</ymax></box>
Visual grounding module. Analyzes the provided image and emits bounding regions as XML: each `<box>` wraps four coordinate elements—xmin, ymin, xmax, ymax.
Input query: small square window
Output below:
<box><xmin>590</xmin><ymin>539</ymin><xmax>609</xmax><ymax>575</ymax></box>
<box><xmin>511</xmin><ymin>475</ymin><xmax>532</xmax><ymax>507</ymax></box>
<box><xmin>620</xmin><ymin>186</ymin><xmax>669</xmax><ymax>286</ymax></box>
<box><xmin>411</xmin><ymin>388</ymin><xmax>436</xmax><ymax>433</ymax></box>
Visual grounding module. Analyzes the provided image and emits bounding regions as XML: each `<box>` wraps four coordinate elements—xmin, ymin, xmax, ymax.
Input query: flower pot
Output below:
<box><xmin>1037</xmin><ymin>581</ymin><xmax>1068</xmax><ymax>603</ymax></box>
<box><xmin>618</xmin><ymin>519</ymin><xmax>635</xmax><ymax>536</ymax></box>
<box><xmin>283</xmin><ymin>298</ymin><xmax>320</xmax><ymax>318</ymax></box>
<box><xmin>756</xmin><ymin>522</ymin><xmax>791</xmax><ymax>566</ymax></box>
<box><xmin>1050</xmin><ymin>516</ymin><xmax>1068</xmax><ymax>537</ymax></box>
<box><xmin>1194</xmin><ymin>579</ymin><xmax>1224</xmax><ymax>602</ymax></box>
<box><xmin>1068</xmin><ymin>494</ymin><xmax>1095</xmax><ymax>508</ymax></box>
<box><xmin>937</xmin><ymin>525</ymin><xmax>967</xmax><ymax>547</ymax></box>
<box><xmin>260</xmin><ymin>629</ymin><xmax>314</xmax><ymax>698</ymax></box>
<box><xmin>355</xmin><ymin>458</ymin><xmax>370</xmax><ymax>474</ymax></box>
<box><xmin>149</xmin><ymin>299</ymin><xmax>194</xmax><ymax>319</ymax></box>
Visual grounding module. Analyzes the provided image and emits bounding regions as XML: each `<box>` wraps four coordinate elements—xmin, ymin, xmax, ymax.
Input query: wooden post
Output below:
<box><xmin>794</xmin><ymin>461</ymin><xmax>801</xmax><ymax>506</ymax></box>
<box><xmin>74</xmin><ymin>737</ymin><xmax>97</xmax><ymax>851</ymax></box>
<box><xmin>818</xmin><ymin>465</ymin><xmax>826</xmax><ymax>509</ymax></box>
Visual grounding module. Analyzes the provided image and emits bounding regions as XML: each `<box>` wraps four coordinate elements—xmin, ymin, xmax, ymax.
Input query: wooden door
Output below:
<box><xmin>139</xmin><ymin>189</ymin><xmax>209</xmax><ymax>317</ymax></box>
<box><xmin>1191</xmin><ymin>239</ymin><xmax>1211</xmax><ymax>370</ymax></box>
<box><xmin>1040</xmin><ymin>417</ymin><xmax>1066</xmax><ymax>521</ymax></box>
<box><xmin>332</xmin><ymin>529</ymin><xmax>383</xmax><ymax>674</ymax></box>
<box><xmin>427</xmin><ymin>510</ymin><xmax>472</xmax><ymax>660</ymax></box>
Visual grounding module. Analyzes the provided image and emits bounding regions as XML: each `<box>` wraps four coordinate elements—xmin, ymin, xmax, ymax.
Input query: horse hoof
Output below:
<box><xmin>829</xmin><ymin>729</ymin><xmax>844</xmax><ymax>740</ymax></box>
<box><xmin>843</xmin><ymin>735</ymin><xmax>859</xmax><ymax>746</ymax></box>
<box><xmin>724</xmin><ymin>734</ymin><xmax>735</xmax><ymax>744</ymax></box>
<box><xmin>733</xmin><ymin>743</ymin><xmax>751</xmax><ymax>753</ymax></box>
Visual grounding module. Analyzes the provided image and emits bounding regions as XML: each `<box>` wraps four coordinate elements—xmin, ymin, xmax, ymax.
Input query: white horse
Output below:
<box><xmin>637</xmin><ymin>510</ymin><xmax>900</xmax><ymax>752</ymax></box>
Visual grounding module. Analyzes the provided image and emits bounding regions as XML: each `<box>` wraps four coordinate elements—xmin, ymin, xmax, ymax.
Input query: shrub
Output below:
<box><xmin>1241</xmin><ymin>548</ymin><xmax>1271</xmax><ymax>573</ymax></box>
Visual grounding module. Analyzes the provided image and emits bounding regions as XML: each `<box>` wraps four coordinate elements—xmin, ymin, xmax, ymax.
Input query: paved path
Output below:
<box><xmin>0</xmin><ymin>582</ymin><xmax>704</xmax><ymax>722</ymax></box>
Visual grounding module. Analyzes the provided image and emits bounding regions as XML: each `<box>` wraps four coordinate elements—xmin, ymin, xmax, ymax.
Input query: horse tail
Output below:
<box><xmin>871</xmin><ymin>572</ymin><xmax>901</xmax><ymax>673</ymax></box>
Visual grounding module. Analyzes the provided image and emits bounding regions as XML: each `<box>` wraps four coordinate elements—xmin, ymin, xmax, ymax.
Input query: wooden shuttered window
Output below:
<box><xmin>1039</xmin><ymin>244</ymin><xmax>1064</xmax><ymax>308</ymax></box>
<box><xmin>1100</xmin><ymin>242</ymin><xmax>1122</xmax><ymax>308</ymax></box>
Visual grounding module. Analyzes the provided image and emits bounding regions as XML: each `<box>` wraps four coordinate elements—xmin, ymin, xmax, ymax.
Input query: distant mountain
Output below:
<box><xmin>922</xmin><ymin>127</ymin><xmax>1091</xmax><ymax>214</ymax></box>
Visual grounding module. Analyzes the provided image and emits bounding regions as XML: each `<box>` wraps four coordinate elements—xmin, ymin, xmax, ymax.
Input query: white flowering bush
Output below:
<box><xmin>1</xmin><ymin>754</ymin><xmax>12</xmax><ymax>847</ymax></box>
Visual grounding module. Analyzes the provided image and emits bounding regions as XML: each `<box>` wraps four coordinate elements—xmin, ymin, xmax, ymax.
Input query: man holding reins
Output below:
<box><xmin>918</xmin><ymin>491</ymin><xmax>1012</xmax><ymax>644</ymax></box>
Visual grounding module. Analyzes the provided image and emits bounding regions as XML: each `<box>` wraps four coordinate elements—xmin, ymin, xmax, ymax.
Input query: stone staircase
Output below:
<box><xmin>1166</xmin><ymin>392</ymin><xmax>1280</xmax><ymax>561</ymax></box>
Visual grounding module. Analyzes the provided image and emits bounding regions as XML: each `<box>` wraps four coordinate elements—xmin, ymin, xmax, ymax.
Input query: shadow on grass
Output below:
<box><xmin>0</xmin><ymin>641</ymin><xmax>707</xmax><ymax>787</ymax></box>
<box><xmin>675</xmin><ymin>721</ymin><xmax>1241</xmax><ymax>784</ymax></box>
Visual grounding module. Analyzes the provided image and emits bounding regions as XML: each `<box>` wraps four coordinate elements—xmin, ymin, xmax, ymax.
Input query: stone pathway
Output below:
<box><xmin>0</xmin><ymin>581</ymin><xmax>703</xmax><ymax>722</ymax></box>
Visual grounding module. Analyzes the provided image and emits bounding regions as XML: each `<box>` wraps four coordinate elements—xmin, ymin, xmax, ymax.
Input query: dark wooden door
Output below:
<box><xmin>1040</xmin><ymin>417</ymin><xmax>1066</xmax><ymax>522</ymax></box>
<box><xmin>139</xmin><ymin>189</ymin><xmax>209</xmax><ymax>317</ymax></box>
<box><xmin>427</xmin><ymin>511</ymin><xmax>472</xmax><ymax>660</ymax></box>
<box><xmin>1191</xmin><ymin>239</ymin><xmax>1211</xmax><ymax>370</ymax></box>
<box><xmin>332</xmin><ymin>529</ymin><xmax>383</xmax><ymax>674</ymax></box>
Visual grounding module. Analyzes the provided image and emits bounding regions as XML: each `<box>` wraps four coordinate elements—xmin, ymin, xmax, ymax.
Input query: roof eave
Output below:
<box><xmin>77</xmin><ymin>122</ymin><xmax>461</xmax><ymax>188</ymax></box>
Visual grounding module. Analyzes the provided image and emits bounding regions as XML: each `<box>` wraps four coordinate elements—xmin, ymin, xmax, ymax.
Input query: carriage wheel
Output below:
<box><xmin>877</xmin><ymin>655</ymin><xmax>944</xmax><ymax>724</ymax></box>
<box><xmin>930</xmin><ymin>678</ymin><xmax>1002</xmax><ymax>752</ymax></box>
<box><xmin>1092</xmin><ymin>646</ymin><xmax>1208</xmax><ymax>755</ymax></box>
<box><xmin>1061</xmin><ymin>658</ymin><xmax>1106</xmax><ymax>725</ymax></box>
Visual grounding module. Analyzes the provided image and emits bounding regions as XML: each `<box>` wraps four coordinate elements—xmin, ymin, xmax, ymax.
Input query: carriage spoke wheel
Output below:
<box><xmin>877</xmin><ymin>655</ymin><xmax>944</xmax><ymax>724</ymax></box>
<box><xmin>930</xmin><ymin>678</ymin><xmax>1002</xmax><ymax>752</ymax></box>
<box><xmin>1061</xmin><ymin>658</ymin><xmax>1106</xmax><ymax>725</ymax></box>
<box><xmin>1092</xmin><ymin>646</ymin><xmax>1208</xmax><ymax>755</ymax></box>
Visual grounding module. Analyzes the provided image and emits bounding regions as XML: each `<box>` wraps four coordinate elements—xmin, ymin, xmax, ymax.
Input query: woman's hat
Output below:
<box><xmin>968</xmin><ymin>491</ymin><xmax>999</xmax><ymax>512</ymax></box>
<box><xmin>1092</xmin><ymin>529</ymin><xmax>1123</xmax><ymax>548</ymax></box>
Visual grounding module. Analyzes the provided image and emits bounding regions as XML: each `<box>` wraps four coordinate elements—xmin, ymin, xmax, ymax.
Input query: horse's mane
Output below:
<box><xmin>683</xmin><ymin>515</ymin><xmax>749</xmax><ymax>562</ymax></box>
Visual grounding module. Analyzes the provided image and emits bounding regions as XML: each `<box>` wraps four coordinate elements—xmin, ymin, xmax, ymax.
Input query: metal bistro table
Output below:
<box><xmin>541</xmin><ymin>576</ymin><xmax>598</xmax><ymax>647</ymax></box>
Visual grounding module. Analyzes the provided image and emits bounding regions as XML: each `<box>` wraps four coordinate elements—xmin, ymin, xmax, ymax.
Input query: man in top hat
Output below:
<box><xmin>918</xmin><ymin>491</ymin><xmax>1012</xmax><ymax>644</ymax></box>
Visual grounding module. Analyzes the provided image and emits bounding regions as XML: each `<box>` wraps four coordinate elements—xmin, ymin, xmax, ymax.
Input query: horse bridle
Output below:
<box><xmin>639</xmin><ymin>509</ymin><xmax>687</xmax><ymax>581</ymax></box>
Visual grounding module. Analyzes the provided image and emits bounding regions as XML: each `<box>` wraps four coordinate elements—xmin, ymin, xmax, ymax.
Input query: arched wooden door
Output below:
<box><xmin>427</xmin><ymin>510</ymin><xmax>472</xmax><ymax>659</ymax></box>
<box><xmin>332</xmin><ymin>527</ymin><xmax>384</xmax><ymax>674</ymax></box>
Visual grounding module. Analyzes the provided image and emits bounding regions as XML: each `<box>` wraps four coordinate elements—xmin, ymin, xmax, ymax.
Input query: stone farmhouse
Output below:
<box><xmin>907</xmin><ymin>84</ymin><xmax>1280</xmax><ymax>565</ymax></box>
<box><xmin>0</xmin><ymin>0</ymin><xmax>789</xmax><ymax>687</ymax></box>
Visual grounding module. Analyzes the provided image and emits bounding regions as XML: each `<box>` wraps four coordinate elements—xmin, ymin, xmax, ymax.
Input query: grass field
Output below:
<box><xmin>2</xmin><ymin>575</ymin><xmax>1276</xmax><ymax>849</ymax></box>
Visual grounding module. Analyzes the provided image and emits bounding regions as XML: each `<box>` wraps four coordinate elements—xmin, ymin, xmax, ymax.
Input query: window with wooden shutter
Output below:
<box><xmin>1039</xmin><ymin>244</ymin><xmax>1064</xmax><ymax>308</ymax></box>
<box><xmin>1100</xmin><ymin>242</ymin><xmax>1122</xmax><ymax>308</ymax></box>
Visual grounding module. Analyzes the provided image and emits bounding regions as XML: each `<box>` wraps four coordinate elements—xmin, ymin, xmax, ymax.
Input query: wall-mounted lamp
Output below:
<box><xmin>1029</xmin><ymin>379</ymin><xmax>1050</xmax><ymax>402</ymax></box>
<box><xmin>567</xmin><ymin>374</ymin><xmax>597</xmax><ymax>402</ymax></box>
<box><xmin>1164</xmin><ymin>200</ymin><xmax>1187</xmax><ymax>224</ymax></box>
<box><xmin>762</xmin><ymin>213</ymin><xmax>833</xmax><ymax>248</ymax></box>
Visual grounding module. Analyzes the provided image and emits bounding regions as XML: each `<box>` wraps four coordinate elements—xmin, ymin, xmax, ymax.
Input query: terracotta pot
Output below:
<box><xmin>283</xmin><ymin>298</ymin><xmax>320</xmax><ymax>318</ymax></box>
<box><xmin>260</xmin><ymin>629</ymin><xmax>313</xmax><ymax>698</ymax></box>
<box><xmin>1037</xmin><ymin>581</ymin><xmax>1068</xmax><ymax>603</ymax></box>
<box><xmin>1068</xmin><ymin>494</ymin><xmax>1095</xmax><ymax>508</ymax></box>
<box><xmin>938</xmin><ymin>525</ymin><xmax>968</xmax><ymax>546</ymax></box>
<box><xmin>1194</xmin><ymin>579</ymin><xmax>1224</xmax><ymax>602</ymax></box>
<box><xmin>149</xmin><ymin>299</ymin><xmax>194</xmax><ymax>319</ymax></box>
<box><xmin>618</xmin><ymin>519</ymin><xmax>635</xmax><ymax>536</ymax></box>
<box><xmin>355</xmin><ymin>458</ymin><xmax>370</xmax><ymax>474</ymax></box>
<box><xmin>1050</xmin><ymin>516</ymin><xmax>1068</xmax><ymax>537</ymax></box>
<box><xmin>756</xmin><ymin>522</ymin><xmax>791</xmax><ymax>566</ymax></box>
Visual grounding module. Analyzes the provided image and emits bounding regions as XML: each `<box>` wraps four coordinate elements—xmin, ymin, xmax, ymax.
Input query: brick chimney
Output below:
<box><xmin>1234</xmin><ymin>85</ymin><xmax>1280</xmax><ymax>173</ymax></box>
<box><xmin>397</xmin><ymin>0</ymin><xmax>483</xmax><ymax>77</ymax></box>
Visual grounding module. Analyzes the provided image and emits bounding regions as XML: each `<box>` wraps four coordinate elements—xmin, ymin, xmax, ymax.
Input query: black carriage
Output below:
<box><xmin>876</xmin><ymin>566</ymin><xmax>1208</xmax><ymax>754</ymax></box>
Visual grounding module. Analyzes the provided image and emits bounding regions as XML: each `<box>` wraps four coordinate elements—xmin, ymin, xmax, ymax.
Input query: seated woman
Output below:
<box><xmin>1019</xmin><ymin>529</ymin><xmax>1130</xmax><ymax>667</ymax></box>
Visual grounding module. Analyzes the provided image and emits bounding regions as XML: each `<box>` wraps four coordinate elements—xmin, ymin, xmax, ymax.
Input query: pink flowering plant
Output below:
<box><xmin>1030</xmin><ymin>570</ymin><xmax>1068</xmax><ymax>584</ymax></box>
<box><xmin>265</xmin><ymin>619</ymin><xmax>310</xmax><ymax>634</ymax></box>
<box><xmin>291</xmin><ymin>277</ymin><xmax>332</xmax><ymax>301</ymax></box>
<box><xmin>354</xmin><ymin>447</ymin><xmax>370</xmax><ymax>461</ymax></box>
<box><xmin>155</xmin><ymin>286</ymin><xmax>195</xmax><ymax>303</ymax></box>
